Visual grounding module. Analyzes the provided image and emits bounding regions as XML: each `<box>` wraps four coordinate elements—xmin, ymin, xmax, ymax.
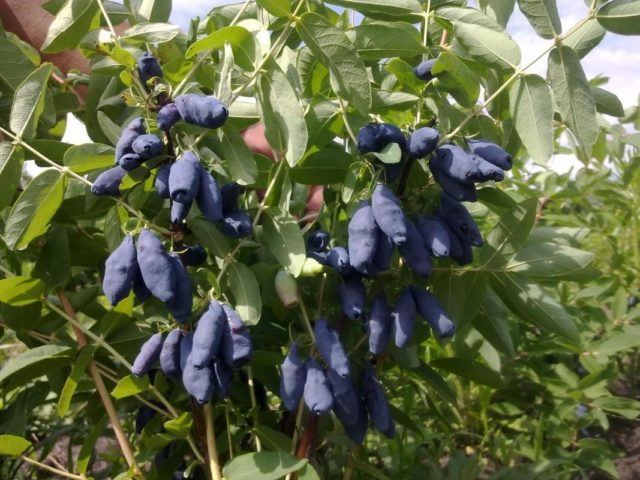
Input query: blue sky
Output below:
<box><xmin>169</xmin><ymin>0</ymin><xmax>640</xmax><ymax>108</ymax></box>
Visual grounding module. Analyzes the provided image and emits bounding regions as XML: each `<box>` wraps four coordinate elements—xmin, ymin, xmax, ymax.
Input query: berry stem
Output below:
<box><xmin>203</xmin><ymin>403</ymin><xmax>223</xmax><ymax>480</ymax></box>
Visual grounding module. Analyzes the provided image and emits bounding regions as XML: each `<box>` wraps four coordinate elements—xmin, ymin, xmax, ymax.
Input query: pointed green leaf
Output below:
<box><xmin>290</xmin><ymin>145</ymin><xmax>350</xmax><ymax>185</ymax></box>
<box><xmin>596</xmin><ymin>0</ymin><xmax>640</xmax><ymax>35</ymax></box>
<box><xmin>0</xmin><ymin>276</ymin><xmax>47</xmax><ymax>306</ymax></box>
<box><xmin>164</xmin><ymin>412</ymin><xmax>193</xmax><ymax>438</ymax></box>
<box><xmin>516</xmin><ymin>0</ymin><xmax>562</xmax><ymax>39</ymax></box>
<box><xmin>58</xmin><ymin>346</ymin><xmax>96</xmax><ymax>417</ymax></box>
<box><xmin>437</xmin><ymin>6</ymin><xmax>507</xmax><ymax>30</ymax></box>
<box><xmin>509</xmin><ymin>74</ymin><xmax>554</xmax><ymax>164</ymax></box>
<box><xmin>352</xmin><ymin>21</ymin><xmax>426</xmax><ymax>60</ymax></box>
<box><xmin>431</xmin><ymin>357</ymin><xmax>505</xmax><ymax>388</ymax></box>
<box><xmin>41</xmin><ymin>0</ymin><xmax>99</xmax><ymax>53</ymax></box>
<box><xmin>451</xmin><ymin>21</ymin><xmax>521</xmax><ymax>70</ymax></box>
<box><xmin>491</xmin><ymin>273</ymin><xmax>580</xmax><ymax>345</ymax></box>
<box><xmin>10</xmin><ymin>63</ymin><xmax>53</xmax><ymax>139</ymax></box>
<box><xmin>592</xmin><ymin>86</ymin><xmax>625</xmax><ymax>117</ymax></box>
<box><xmin>563</xmin><ymin>19</ymin><xmax>606</xmax><ymax>59</ymax></box>
<box><xmin>127</xmin><ymin>0</ymin><xmax>172</xmax><ymax>23</ymax></box>
<box><xmin>221</xmin><ymin>125</ymin><xmax>258</xmax><ymax>185</ymax></box>
<box><xmin>111</xmin><ymin>374</ymin><xmax>150</xmax><ymax>399</ymax></box>
<box><xmin>256</xmin><ymin>60</ymin><xmax>308</xmax><ymax>167</ymax></box>
<box><xmin>185</xmin><ymin>26</ymin><xmax>256</xmax><ymax>71</ymax></box>
<box><xmin>431</xmin><ymin>51</ymin><xmax>480</xmax><ymax>107</ymax></box>
<box><xmin>0</xmin><ymin>36</ymin><xmax>38</xmax><ymax>91</ymax></box>
<box><xmin>263</xmin><ymin>209</ymin><xmax>306</xmax><ymax>277</ymax></box>
<box><xmin>121</xmin><ymin>22</ymin><xmax>181</xmax><ymax>43</ymax></box>
<box><xmin>222</xmin><ymin>451</ymin><xmax>308</xmax><ymax>480</ymax></box>
<box><xmin>4</xmin><ymin>169</ymin><xmax>66</xmax><ymax>250</ymax></box>
<box><xmin>507</xmin><ymin>242</ymin><xmax>598</xmax><ymax>281</ymax></box>
<box><xmin>189</xmin><ymin>217</ymin><xmax>231</xmax><ymax>259</ymax></box>
<box><xmin>478</xmin><ymin>0</ymin><xmax>516</xmax><ymax>28</ymax></box>
<box><xmin>0</xmin><ymin>435</ymin><xmax>32</xmax><ymax>456</ymax></box>
<box><xmin>227</xmin><ymin>263</ymin><xmax>262</xmax><ymax>325</ymax></box>
<box><xmin>257</xmin><ymin>0</ymin><xmax>291</xmax><ymax>17</ymax></box>
<box><xmin>547</xmin><ymin>46</ymin><xmax>598</xmax><ymax>158</ymax></box>
<box><xmin>64</xmin><ymin>143</ymin><xmax>115</xmax><ymax>173</ymax></box>
<box><xmin>474</xmin><ymin>310</ymin><xmax>516</xmax><ymax>357</ymax></box>
<box><xmin>325</xmin><ymin>0</ymin><xmax>421</xmax><ymax>18</ymax></box>
<box><xmin>296</xmin><ymin>12</ymin><xmax>371</xmax><ymax>115</ymax></box>
<box><xmin>0</xmin><ymin>142</ymin><xmax>24</xmax><ymax>211</ymax></box>
<box><xmin>0</xmin><ymin>345</ymin><xmax>74</xmax><ymax>387</ymax></box>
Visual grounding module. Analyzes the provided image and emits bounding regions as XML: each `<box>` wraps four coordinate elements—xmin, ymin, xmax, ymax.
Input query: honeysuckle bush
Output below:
<box><xmin>1</xmin><ymin>0</ymin><xmax>640</xmax><ymax>479</ymax></box>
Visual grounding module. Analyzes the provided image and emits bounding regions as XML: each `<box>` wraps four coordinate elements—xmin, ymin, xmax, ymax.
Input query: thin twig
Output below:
<box><xmin>19</xmin><ymin>455</ymin><xmax>86</xmax><ymax>480</ymax></box>
<box><xmin>203</xmin><ymin>403</ymin><xmax>223</xmax><ymax>480</ymax></box>
<box><xmin>246</xmin><ymin>366</ymin><xmax>263</xmax><ymax>452</ymax></box>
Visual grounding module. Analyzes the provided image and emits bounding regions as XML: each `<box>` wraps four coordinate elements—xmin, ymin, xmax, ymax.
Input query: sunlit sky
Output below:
<box><xmin>170</xmin><ymin>0</ymin><xmax>640</xmax><ymax>108</ymax></box>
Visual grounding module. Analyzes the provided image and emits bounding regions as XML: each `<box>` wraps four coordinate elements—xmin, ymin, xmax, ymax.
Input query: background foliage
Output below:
<box><xmin>1</xmin><ymin>0</ymin><xmax>640</xmax><ymax>479</ymax></box>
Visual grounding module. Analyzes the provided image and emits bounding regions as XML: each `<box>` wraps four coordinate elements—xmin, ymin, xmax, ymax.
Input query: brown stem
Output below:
<box><xmin>56</xmin><ymin>290</ymin><xmax>142</xmax><ymax>477</ymax></box>
<box><xmin>440</xmin><ymin>29</ymin><xmax>448</xmax><ymax>47</ymax></box>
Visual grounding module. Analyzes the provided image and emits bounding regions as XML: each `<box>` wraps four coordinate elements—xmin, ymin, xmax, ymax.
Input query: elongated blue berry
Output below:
<box><xmin>192</xmin><ymin>300</ymin><xmax>227</xmax><ymax>368</ymax></box>
<box><xmin>397</xmin><ymin>218</ymin><xmax>432</xmax><ymax>277</ymax></box>
<box><xmin>307</xmin><ymin>230</ymin><xmax>330</xmax><ymax>253</ymax></box>
<box><xmin>182</xmin><ymin>353</ymin><xmax>215</xmax><ymax>404</ymax></box>
<box><xmin>468</xmin><ymin>139</ymin><xmax>513</xmax><ymax>170</ymax></box>
<box><xmin>157</xmin><ymin>103</ymin><xmax>181</xmax><ymax>131</ymax></box>
<box><xmin>179</xmin><ymin>331</ymin><xmax>193</xmax><ymax>372</ymax></box>
<box><xmin>326</xmin><ymin>247</ymin><xmax>351</xmax><ymax>276</ymax></box>
<box><xmin>160</xmin><ymin>329</ymin><xmax>183</xmax><ymax>380</ymax></box>
<box><xmin>175</xmin><ymin>94</ymin><xmax>228</xmax><ymax>129</ymax></box>
<box><xmin>195</xmin><ymin>168</ymin><xmax>223</xmax><ymax>223</ymax></box>
<box><xmin>103</xmin><ymin>235</ymin><xmax>137</xmax><ymax>306</ymax></box>
<box><xmin>327</xmin><ymin>369</ymin><xmax>365</xmax><ymax>437</ymax></box>
<box><xmin>357</xmin><ymin>124</ymin><xmax>380</xmax><ymax>154</ymax></box>
<box><xmin>166</xmin><ymin>254</ymin><xmax>193</xmax><ymax>323</ymax></box>
<box><xmin>132</xmin><ymin>262</ymin><xmax>152</xmax><ymax>302</ymax></box>
<box><xmin>181</xmin><ymin>244</ymin><xmax>207</xmax><ymax>267</ymax></box>
<box><xmin>372</xmin><ymin>183</ymin><xmax>408</xmax><ymax>245</ymax></box>
<box><xmin>169</xmin><ymin>152</ymin><xmax>201</xmax><ymax>203</ymax></box>
<box><xmin>376</xmin><ymin>123</ymin><xmax>407</xmax><ymax>152</ymax></box>
<box><xmin>439</xmin><ymin>221</ymin><xmax>465</xmax><ymax>264</ymax></box>
<box><xmin>407</xmin><ymin>127</ymin><xmax>439</xmax><ymax>159</ymax></box>
<box><xmin>280</xmin><ymin>342</ymin><xmax>306</xmax><ymax>411</ymax></box>
<box><xmin>428</xmin><ymin>157</ymin><xmax>478</xmax><ymax>202</ymax></box>
<box><xmin>138</xmin><ymin>52</ymin><xmax>163</xmax><ymax>87</ymax></box>
<box><xmin>171</xmin><ymin>200</ymin><xmax>191</xmax><ymax>224</ymax></box>
<box><xmin>414</xmin><ymin>59</ymin><xmax>437</xmax><ymax>82</ymax></box>
<box><xmin>115</xmin><ymin>117</ymin><xmax>146</xmax><ymax>164</ymax></box>
<box><xmin>119</xmin><ymin>153</ymin><xmax>143</xmax><ymax>171</ymax></box>
<box><xmin>471</xmin><ymin>154</ymin><xmax>505</xmax><ymax>182</ymax></box>
<box><xmin>221</xmin><ymin>182</ymin><xmax>243</xmax><ymax>214</ymax></box>
<box><xmin>436</xmin><ymin>193</ymin><xmax>482</xmax><ymax>247</ymax></box>
<box><xmin>337</xmin><ymin>273</ymin><xmax>366</xmax><ymax>321</ymax></box>
<box><xmin>363</xmin><ymin>363</ymin><xmax>395</xmax><ymax>438</ymax></box>
<box><xmin>132</xmin><ymin>134</ymin><xmax>163</xmax><ymax>160</ymax></box>
<box><xmin>303</xmin><ymin>359</ymin><xmax>333</xmax><ymax>416</ymax></box>
<box><xmin>410</xmin><ymin>286</ymin><xmax>455</xmax><ymax>339</ymax></box>
<box><xmin>314</xmin><ymin>319</ymin><xmax>349</xmax><ymax>378</ymax></box>
<box><xmin>137</xmin><ymin>229</ymin><xmax>176</xmax><ymax>303</ymax></box>
<box><xmin>92</xmin><ymin>166</ymin><xmax>127</xmax><ymax>196</ymax></box>
<box><xmin>132</xmin><ymin>332</ymin><xmax>164</xmax><ymax>377</ymax></box>
<box><xmin>135</xmin><ymin>405</ymin><xmax>155</xmax><ymax>434</ymax></box>
<box><xmin>220</xmin><ymin>210</ymin><xmax>252</xmax><ymax>238</ymax></box>
<box><xmin>432</xmin><ymin>145</ymin><xmax>480</xmax><ymax>184</ymax></box>
<box><xmin>372</xmin><ymin>232</ymin><xmax>395</xmax><ymax>273</ymax></box>
<box><xmin>393</xmin><ymin>288</ymin><xmax>417</xmax><ymax>348</ymax></box>
<box><xmin>154</xmin><ymin>164</ymin><xmax>171</xmax><ymax>198</ymax></box>
<box><xmin>214</xmin><ymin>360</ymin><xmax>233</xmax><ymax>398</ymax></box>
<box><xmin>220</xmin><ymin>304</ymin><xmax>252</xmax><ymax>368</ymax></box>
<box><xmin>367</xmin><ymin>293</ymin><xmax>392</xmax><ymax>354</ymax></box>
<box><xmin>416</xmin><ymin>216</ymin><xmax>450</xmax><ymax>257</ymax></box>
<box><xmin>348</xmin><ymin>201</ymin><xmax>379</xmax><ymax>275</ymax></box>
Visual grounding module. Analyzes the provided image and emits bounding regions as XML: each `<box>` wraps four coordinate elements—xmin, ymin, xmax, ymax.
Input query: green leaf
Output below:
<box><xmin>509</xmin><ymin>74</ymin><xmax>554</xmax><ymax>164</ymax></box>
<box><xmin>290</xmin><ymin>145</ymin><xmax>350</xmax><ymax>185</ymax></box>
<box><xmin>0</xmin><ymin>277</ymin><xmax>47</xmax><ymax>306</ymax></box>
<box><xmin>127</xmin><ymin>0</ymin><xmax>172</xmax><ymax>23</ymax></box>
<box><xmin>478</xmin><ymin>0</ymin><xmax>516</xmax><ymax>28</ymax></box>
<box><xmin>507</xmin><ymin>243</ymin><xmax>598</xmax><ymax>281</ymax></box>
<box><xmin>32</xmin><ymin>227</ymin><xmax>71</xmax><ymax>288</ymax></box>
<box><xmin>256</xmin><ymin>60</ymin><xmax>308</xmax><ymax>167</ymax></box>
<box><xmin>547</xmin><ymin>46</ymin><xmax>598</xmax><ymax>158</ymax></box>
<box><xmin>431</xmin><ymin>271</ymin><xmax>487</xmax><ymax>336</ymax></box>
<box><xmin>64</xmin><ymin>143</ymin><xmax>115</xmax><ymax>173</ymax></box>
<box><xmin>185</xmin><ymin>26</ymin><xmax>256</xmax><ymax>71</ymax></box>
<box><xmin>221</xmin><ymin>125</ymin><xmax>258</xmax><ymax>185</ymax></box>
<box><xmin>296</xmin><ymin>13</ymin><xmax>371</xmax><ymax>115</ymax></box>
<box><xmin>253</xmin><ymin>425</ymin><xmax>293</xmax><ymax>452</ymax></box>
<box><xmin>0</xmin><ymin>345</ymin><xmax>73</xmax><ymax>387</ymax></box>
<box><xmin>431</xmin><ymin>51</ymin><xmax>480</xmax><ymax>107</ymax></box>
<box><xmin>474</xmin><ymin>310</ymin><xmax>516</xmax><ymax>357</ymax></box>
<box><xmin>385</xmin><ymin>58</ymin><xmax>425</xmax><ymax>94</ymax></box>
<box><xmin>352</xmin><ymin>21</ymin><xmax>426</xmax><ymax>60</ymax></box>
<box><xmin>227</xmin><ymin>263</ymin><xmax>262</xmax><ymax>325</ymax></box>
<box><xmin>481</xmin><ymin>197</ymin><xmax>538</xmax><ymax>268</ymax></box>
<box><xmin>58</xmin><ymin>346</ymin><xmax>95</xmax><ymax>417</ymax></box>
<box><xmin>121</xmin><ymin>22</ymin><xmax>181</xmax><ymax>43</ymax></box>
<box><xmin>450</xmin><ymin>21</ymin><xmax>521</xmax><ymax>70</ymax></box>
<box><xmin>10</xmin><ymin>63</ymin><xmax>53</xmax><ymax>139</ymax></box>
<box><xmin>592</xmin><ymin>86</ymin><xmax>625</xmax><ymax>117</ymax></box>
<box><xmin>0</xmin><ymin>143</ymin><xmax>23</xmax><ymax>211</ymax></box>
<box><xmin>431</xmin><ymin>357</ymin><xmax>505</xmax><ymax>388</ymax></box>
<box><xmin>0</xmin><ymin>435</ymin><xmax>32</xmax><ymax>456</ymax></box>
<box><xmin>372</xmin><ymin>142</ymin><xmax>402</xmax><ymax>165</ymax></box>
<box><xmin>222</xmin><ymin>451</ymin><xmax>308</xmax><ymax>480</ymax></box>
<box><xmin>76</xmin><ymin>416</ymin><xmax>108</xmax><ymax>474</ymax></box>
<box><xmin>164</xmin><ymin>412</ymin><xmax>193</xmax><ymax>438</ymax></box>
<box><xmin>325</xmin><ymin>0</ymin><xmax>421</xmax><ymax>18</ymax></box>
<box><xmin>371</xmin><ymin>90</ymin><xmax>419</xmax><ymax>113</ymax></box>
<box><xmin>190</xmin><ymin>217</ymin><xmax>231</xmax><ymax>258</ymax></box>
<box><xmin>263</xmin><ymin>209</ymin><xmax>307</xmax><ymax>277</ymax></box>
<box><xmin>596</xmin><ymin>0</ymin><xmax>640</xmax><ymax>35</ymax></box>
<box><xmin>516</xmin><ymin>0</ymin><xmax>562</xmax><ymax>39</ymax></box>
<box><xmin>257</xmin><ymin>0</ymin><xmax>291</xmax><ymax>17</ymax></box>
<box><xmin>41</xmin><ymin>0</ymin><xmax>99</xmax><ymax>53</ymax></box>
<box><xmin>437</xmin><ymin>6</ymin><xmax>507</xmax><ymax>30</ymax></box>
<box><xmin>592</xmin><ymin>396</ymin><xmax>640</xmax><ymax>419</ymax></box>
<box><xmin>111</xmin><ymin>374</ymin><xmax>150</xmax><ymax>399</ymax></box>
<box><xmin>4</xmin><ymin>169</ymin><xmax>66</xmax><ymax>251</ymax></box>
<box><xmin>589</xmin><ymin>334</ymin><xmax>640</xmax><ymax>356</ymax></box>
<box><xmin>0</xmin><ymin>36</ymin><xmax>38</xmax><ymax>91</ymax></box>
<box><xmin>411</xmin><ymin>362</ymin><xmax>457</xmax><ymax>404</ymax></box>
<box><xmin>490</xmin><ymin>273</ymin><xmax>580</xmax><ymax>345</ymax></box>
<box><xmin>563</xmin><ymin>19</ymin><xmax>606</xmax><ymax>59</ymax></box>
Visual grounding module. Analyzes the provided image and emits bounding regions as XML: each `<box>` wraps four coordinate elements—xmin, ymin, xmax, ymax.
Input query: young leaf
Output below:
<box><xmin>0</xmin><ymin>277</ymin><xmax>47</xmax><ymax>307</ymax></box>
<box><xmin>509</xmin><ymin>74</ymin><xmax>554</xmax><ymax>164</ymax></box>
<box><xmin>57</xmin><ymin>346</ymin><xmax>96</xmax><ymax>417</ymax></box>
<box><xmin>227</xmin><ymin>262</ymin><xmax>262</xmax><ymax>325</ymax></box>
<box><xmin>592</xmin><ymin>86</ymin><xmax>625</xmax><ymax>117</ymax></box>
<box><xmin>257</xmin><ymin>0</ymin><xmax>291</xmax><ymax>17</ymax></box>
<box><xmin>10</xmin><ymin>63</ymin><xmax>53</xmax><ymax>139</ymax></box>
<box><xmin>548</xmin><ymin>46</ymin><xmax>598</xmax><ymax>158</ymax></box>
<box><xmin>263</xmin><ymin>209</ymin><xmax>306</xmax><ymax>277</ymax></box>
<box><xmin>516</xmin><ymin>0</ymin><xmax>562</xmax><ymax>39</ymax></box>
<box><xmin>41</xmin><ymin>0</ymin><xmax>99</xmax><ymax>53</ymax></box>
<box><xmin>296</xmin><ymin>12</ymin><xmax>371</xmax><ymax>115</ymax></box>
<box><xmin>4</xmin><ymin>169</ymin><xmax>66</xmax><ymax>251</ymax></box>
<box><xmin>185</xmin><ymin>26</ymin><xmax>256</xmax><ymax>71</ymax></box>
<box><xmin>0</xmin><ymin>435</ymin><xmax>32</xmax><ymax>456</ymax></box>
<box><xmin>222</xmin><ymin>451</ymin><xmax>308</xmax><ymax>480</ymax></box>
<box><xmin>0</xmin><ymin>142</ymin><xmax>23</xmax><ymax>211</ymax></box>
<box><xmin>256</xmin><ymin>60</ymin><xmax>308</xmax><ymax>167</ymax></box>
<box><xmin>596</xmin><ymin>0</ymin><xmax>640</xmax><ymax>35</ymax></box>
<box><xmin>111</xmin><ymin>374</ymin><xmax>150</xmax><ymax>399</ymax></box>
